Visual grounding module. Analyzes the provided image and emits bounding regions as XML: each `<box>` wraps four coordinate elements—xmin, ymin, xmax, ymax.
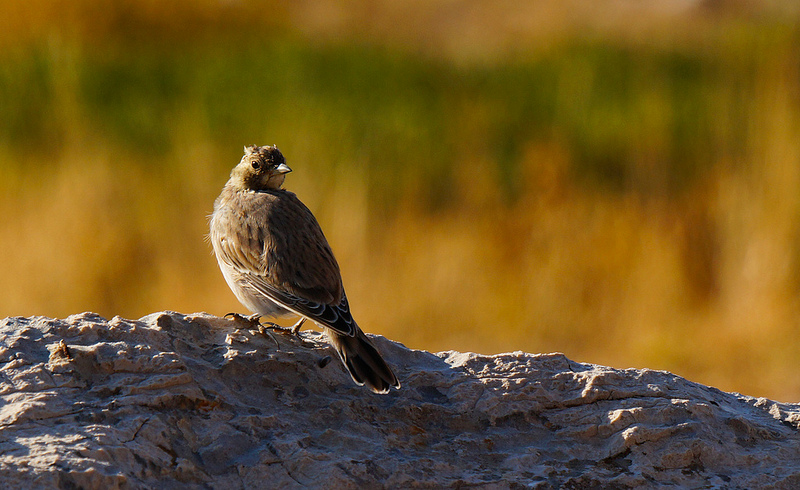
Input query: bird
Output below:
<box><xmin>209</xmin><ymin>144</ymin><xmax>400</xmax><ymax>394</ymax></box>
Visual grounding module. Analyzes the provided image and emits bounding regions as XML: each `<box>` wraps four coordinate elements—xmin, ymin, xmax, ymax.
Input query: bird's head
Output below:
<box><xmin>231</xmin><ymin>144</ymin><xmax>292</xmax><ymax>190</ymax></box>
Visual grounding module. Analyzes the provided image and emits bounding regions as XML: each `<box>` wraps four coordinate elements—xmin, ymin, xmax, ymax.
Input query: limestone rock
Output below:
<box><xmin>0</xmin><ymin>311</ymin><xmax>798</xmax><ymax>488</ymax></box>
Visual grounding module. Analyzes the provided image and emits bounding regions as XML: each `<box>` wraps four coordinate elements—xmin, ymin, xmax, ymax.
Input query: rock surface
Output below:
<box><xmin>0</xmin><ymin>312</ymin><xmax>798</xmax><ymax>489</ymax></box>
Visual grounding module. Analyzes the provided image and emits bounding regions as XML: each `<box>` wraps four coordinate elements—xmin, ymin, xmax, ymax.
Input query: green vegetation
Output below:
<box><xmin>2</xmin><ymin>36</ymin><xmax>778</xmax><ymax>200</ymax></box>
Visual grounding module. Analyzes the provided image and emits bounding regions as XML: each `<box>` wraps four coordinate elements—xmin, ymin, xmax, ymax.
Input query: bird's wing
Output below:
<box><xmin>241</xmin><ymin>272</ymin><xmax>357</xmax><ymax>337</ymax></box>
<box><xmin>213</xmin><ymin>189</ymin><xmax>356</xmax><ymax>337</ymax></box>
<box><xmin>259</xmin><ymin>190</ymin><xmax>344</xmax><ymax>303</ymax></box>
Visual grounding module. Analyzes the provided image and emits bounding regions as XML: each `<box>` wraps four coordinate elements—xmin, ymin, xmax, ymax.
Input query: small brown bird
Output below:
<box><xmin>209</xmin><ymin>145</ymin><xmax>400</xmax><ymax>394</ymax></box>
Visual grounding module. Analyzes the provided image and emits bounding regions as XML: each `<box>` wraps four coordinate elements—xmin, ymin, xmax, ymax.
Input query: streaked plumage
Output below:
<box><xmin>209</xmin><ymin>145</ymin><xmax>399</xmax><ymax>393</ymax></box>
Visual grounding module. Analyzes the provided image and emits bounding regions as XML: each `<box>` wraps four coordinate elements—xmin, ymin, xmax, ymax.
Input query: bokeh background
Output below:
<box><xmin>1</xmin><ymin>0</ymin><xmax>799</xmax><ymax>401</ymax></box>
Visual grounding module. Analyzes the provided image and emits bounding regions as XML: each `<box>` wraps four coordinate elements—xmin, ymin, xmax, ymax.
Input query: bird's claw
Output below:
<box><xmin>263</xmin><ymin>318</ymin><xmax>306</xmax><ymax>337</ymax></box>
<box><xmin>225</xmin><ymin>312</ymin><xmax>263</xmax><ymax>330</ymax></box>
<box><xmin>225</xmin><ymin>313</ymin><xmax>280</xmax><ymax>348</ymax></box>
<box><xmin>262</xmin><ymin>323</ymin><xmax>295</xmax><ymax>334</ymax></box>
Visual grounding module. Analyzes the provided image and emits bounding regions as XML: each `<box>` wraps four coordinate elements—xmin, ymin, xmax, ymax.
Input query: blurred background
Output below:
<box><xmin>1</xmin><ymin>0</ymin><xmax>799</xmax><ymax>401</ymax></box>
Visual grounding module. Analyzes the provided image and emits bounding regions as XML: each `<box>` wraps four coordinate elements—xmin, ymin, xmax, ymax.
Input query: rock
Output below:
<box><xmin>0</xmin><ymin>311</ymin><xmax>798</xmax><ymax>489</ymax></box>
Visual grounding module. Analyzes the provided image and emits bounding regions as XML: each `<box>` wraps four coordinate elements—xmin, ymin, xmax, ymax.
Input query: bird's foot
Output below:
<box><xmin>264</xmin><ymin>318</ymin><xmax>306</xmax><ymax>337</ymax></box>
<box><xmin>225</xmin><ymin>312</ymin><xmax>263</xmax><ymax>330</ymax></box>
<box><xmin>225</xmin><ymin>313</ymin><xmax>280</xmax><ymax>347</ymax></box>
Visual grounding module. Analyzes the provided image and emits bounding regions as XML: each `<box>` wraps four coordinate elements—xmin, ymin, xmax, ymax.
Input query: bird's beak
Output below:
<box><xmin>276</xmin><ymin>163</ymin><xmax>292</xmax><ymax>174</ymax></box>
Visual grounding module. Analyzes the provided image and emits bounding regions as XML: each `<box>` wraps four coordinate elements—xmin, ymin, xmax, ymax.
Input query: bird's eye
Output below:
<box><xmin>251</xmin><ymin>161</ymin><xmax>260</xmax><ymax>170</ymax></box>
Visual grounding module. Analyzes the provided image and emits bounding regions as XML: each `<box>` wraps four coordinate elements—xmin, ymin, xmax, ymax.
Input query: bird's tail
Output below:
<box><xmin>325</xmin><ymin>327</ymin><xmax>400</xmax><ymax>394</ymax></box>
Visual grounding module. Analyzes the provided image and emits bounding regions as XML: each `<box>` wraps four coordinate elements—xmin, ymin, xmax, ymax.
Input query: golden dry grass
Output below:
<box><xmin>1</xmin><ymin>0</ymin><xmax>799</xmax><ymax>401</ymax></box>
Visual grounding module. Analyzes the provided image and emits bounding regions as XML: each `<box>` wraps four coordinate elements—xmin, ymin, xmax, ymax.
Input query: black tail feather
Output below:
<box><xmin>326</xmin><ymin>327</ymin><xmax>400</xmax><ymax>394</ymax></box>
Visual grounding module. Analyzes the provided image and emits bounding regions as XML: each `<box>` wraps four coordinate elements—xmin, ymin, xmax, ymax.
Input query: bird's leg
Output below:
<box><xmin>291</xmin><ymin>317</ymin><xmax>306</xmax><ymax>335</ymax></box>
<box><xmin>264</xmin><ymin>317</ymin><xmax>306</xmax><ymax>336</ymax></box>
